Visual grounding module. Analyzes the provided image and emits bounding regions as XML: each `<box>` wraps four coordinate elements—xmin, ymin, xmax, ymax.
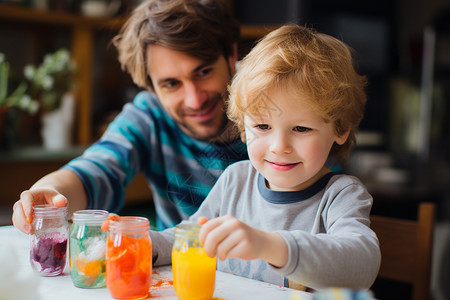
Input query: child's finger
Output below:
<box><xmin>197</xmin><ymin>216</ymin><xmax>209</xmax><ymax>226</ymax></box>
<box><xmin>101</xmin><ymin>214</ymin><xmax>119</xmax><ymax>232</ymax></box>
<box><xmin>198</xmin><ymin>216</ymin><xmax>229</xmax><ymax>256</ymax></box>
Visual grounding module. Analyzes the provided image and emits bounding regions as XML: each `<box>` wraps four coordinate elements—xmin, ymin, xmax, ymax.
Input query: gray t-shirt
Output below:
<box><xmin>150</xmin><ymin>160</ymin><xmax>380</xmax><ymax>290</ymax></box>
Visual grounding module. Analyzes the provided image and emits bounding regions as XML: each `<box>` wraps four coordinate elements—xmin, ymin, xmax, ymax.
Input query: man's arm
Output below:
<box><xmin>12</xmin><ymin>169</ymin><xmax>88</xmax><ymax>234</ymax></box>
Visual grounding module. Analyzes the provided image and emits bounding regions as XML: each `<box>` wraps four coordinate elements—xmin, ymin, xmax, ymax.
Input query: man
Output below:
<box><xmin>12</xmin><ymin>0</ymin><xmax>247</xmax><ymax>233</ymax></box>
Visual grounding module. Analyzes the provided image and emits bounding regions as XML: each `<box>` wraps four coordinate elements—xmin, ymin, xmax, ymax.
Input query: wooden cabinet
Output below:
<box><xmin>0</xmin><ymin>4</ymin><xmax>126</xmax><ymax>145</ymax></box>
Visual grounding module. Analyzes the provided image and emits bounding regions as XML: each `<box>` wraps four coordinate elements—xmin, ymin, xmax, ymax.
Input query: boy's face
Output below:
<box><xmin>146</xmin><ymin>45</ymin><xmax>237</xmax><ymax>141</ymax></box>
<box><xmin>244</xmin><ymin>87</ymin><xmax>349</xmax><ymax>191</ymax></box>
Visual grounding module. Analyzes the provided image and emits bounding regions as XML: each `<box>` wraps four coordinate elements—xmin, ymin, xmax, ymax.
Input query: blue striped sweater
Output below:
<box><xmin>63</xmin><ymin>91</ymin><xmax>248</xmax><ymax>229</ymax></box>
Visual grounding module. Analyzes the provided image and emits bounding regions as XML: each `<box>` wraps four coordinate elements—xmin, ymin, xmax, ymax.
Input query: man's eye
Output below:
<box><xmin>294</xmin><ymin>126</ymin><xmax>311</xmax><ymax>133</ymax></box>
<box><xmin>198</xmin><ymin>68</ymin><xmax>213</xmax><ymax>77</ymax></box>
<box><xmin>162</xmin><ymin>80</ymin><xmax>179</xmax><ymax>89</ymax></box>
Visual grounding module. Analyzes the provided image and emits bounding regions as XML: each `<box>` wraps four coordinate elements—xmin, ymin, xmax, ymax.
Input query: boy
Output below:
<box><xmin>149</xmin><ymin>24</ymin><xmax>380</xmax><ymax>291</ymax></box>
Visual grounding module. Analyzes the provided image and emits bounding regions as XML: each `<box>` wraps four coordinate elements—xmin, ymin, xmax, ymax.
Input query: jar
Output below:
<box><xmin>70</xmin><ymin>209</ymin><xmax>109</xmax><ymax>288</ymax></box>
<box><xmin>105</xmin><ymin>216</ymin><xmax>152</xmax><ymax>299</ymax></box>
<box><xmin>172</xmin><ymin>223</ymin><xmax>217</xmax><ymax>300</ymax></box>
<box><xmin>29</xmin><ymin>204</ymin><xmax>68</xmax><ymax>276</ymax></box>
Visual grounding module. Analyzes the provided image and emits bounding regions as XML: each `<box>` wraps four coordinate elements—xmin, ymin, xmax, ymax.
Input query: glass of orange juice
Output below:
<box><xmin>172</xmin><ymin>223</ymin><xmax>216</xmax><ymax>300</ymax></box>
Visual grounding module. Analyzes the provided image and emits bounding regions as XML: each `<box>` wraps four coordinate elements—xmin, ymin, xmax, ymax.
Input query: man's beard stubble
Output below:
<box><xmin>175</xmin><ymin>92</ymin><xmax>231</xmax><ymax>142</ymax></box>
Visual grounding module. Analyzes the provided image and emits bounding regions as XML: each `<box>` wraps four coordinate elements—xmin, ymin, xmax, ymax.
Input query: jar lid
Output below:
<box><xmin>174</xmin><ymin>223</ymin><xmax>201</xmax><ymax>239</ymax></box>
<box><xmin>73</xmin><ymin>209</ymin><xmax>109</xmax><ymax>225</ymax></box>
<box><xmin>34</xmin><ymin>204</ymin><xmax>67</xmax><ymax>216</ymax></box>
<box><xmin>108</xmin><ymin>216</ymin><xmax>150</xmax><ymax>233</ymax></box>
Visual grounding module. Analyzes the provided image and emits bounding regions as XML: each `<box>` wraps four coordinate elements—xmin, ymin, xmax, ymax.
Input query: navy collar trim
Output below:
<box><xmin>258</xmin><ymin>172</ymin><xmax>335</xmax><ymax>204</ymax></box>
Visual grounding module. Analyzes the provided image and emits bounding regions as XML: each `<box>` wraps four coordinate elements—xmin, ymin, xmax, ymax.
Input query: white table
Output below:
<box><xmin>0</xmin><ymin>225</ymin><xmax>313</xmax><ymax>300</ymax></box>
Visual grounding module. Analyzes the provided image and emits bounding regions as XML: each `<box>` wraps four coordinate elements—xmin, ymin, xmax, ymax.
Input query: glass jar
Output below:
<box><xmin>29</xmin><ymin>204</ymin><xmax>68</xmax><ymax>276</ymax></box>
<box><xmin>172</xmin><ymin>223</ymin><xmax>217</xmax><ymax>300</ymax></box>
<box><xmin>105</xmin><ymin>216</ymin><xmax>152</xmax><ymax>300</ymax></box>
<box><xmin>70</xmin><ymin>209</ymin><xmax>109</xmax><ymax>288</ymax></box>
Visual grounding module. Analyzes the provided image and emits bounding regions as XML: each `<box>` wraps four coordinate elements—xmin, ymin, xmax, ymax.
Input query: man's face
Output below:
<box><xmin>146</xmin><ymin>45</ymin><xmax>237</xmax><ymax>141</ymax></box>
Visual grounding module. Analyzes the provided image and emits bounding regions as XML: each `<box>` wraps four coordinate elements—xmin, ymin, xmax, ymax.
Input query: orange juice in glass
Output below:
<box><xmin>105</xmin><ymin>216</ymin><xmax>152</xmax><ymax>300</ymax></box>
<box><xmin>172</xmin><ymin>223</ymin><xmax>216</xmax><ymax>300</ymax></box>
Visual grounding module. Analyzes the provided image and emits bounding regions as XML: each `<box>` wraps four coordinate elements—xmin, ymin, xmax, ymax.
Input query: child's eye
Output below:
<box><xmin>294</xmin><ymin>126</ymin><xmax>311</xmax><ymax>133</ymax></box>
<box><xmin>256</xmin><ymin>124</ymin><xmax>270</xmax><ymax>130</ymax></box>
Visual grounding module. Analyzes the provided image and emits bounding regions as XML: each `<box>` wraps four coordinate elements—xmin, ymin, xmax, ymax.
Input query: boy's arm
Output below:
<box><xmin>149</xmin><ymin>227</ymin><xmax>176</xmax><ymax>266</ymax></box>
<box><xmin>150</xmin><ymin>191</ymin><xmax>223</xmax><ymax>266</ymax></box>
<box><xmin>260</xmin><ymin>231</ymin><xmax>289</xmax><ymax>267</ymax></box>
<box><xmin>274</xmin><ymin>179</ymin><xmax>381</xmax><ymax>290</ymax></box>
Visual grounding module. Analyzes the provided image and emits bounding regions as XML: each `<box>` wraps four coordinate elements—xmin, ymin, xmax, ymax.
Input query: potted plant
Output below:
<box><xmin>23</xmin><ymin>48</ymin><xmax>77</xmax><ymax>150</ymax></box>
<box><xmin>24</xmin><ymin>48</ymin><xmax>76</xmax><ymax>113</ymax></box>
<box><xmin>0</xmin><ymin>53</ymin><xmax>39</xmax><ymax>150</ymax></box>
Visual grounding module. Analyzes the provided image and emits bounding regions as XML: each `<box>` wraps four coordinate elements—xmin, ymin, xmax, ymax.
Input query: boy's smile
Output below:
<box><xmin>245</xmin><ymin>87</ymin><xmax>349</xmax><ymax>192</ymax></box>
<box><xmin>266</xmin><ymin>161</ymin><xmax>300</xmax><ymax>171</ymax></box>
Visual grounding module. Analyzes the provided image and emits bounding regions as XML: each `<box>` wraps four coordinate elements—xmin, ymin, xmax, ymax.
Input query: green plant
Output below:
<box><xmin>0</xmin><ymin>53</ymin><xmax>39</xmax><ymax>114</ymax></box>
<box><xmin>24</xmin><ymin>48</ymin><xmax>76</xmax><ymax>112</ymax></box>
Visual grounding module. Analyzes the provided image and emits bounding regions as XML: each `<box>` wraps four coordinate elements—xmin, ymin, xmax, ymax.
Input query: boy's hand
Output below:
<box><xmin>199</xmin><ymin>215</ymin><xmax>262</xmax><ymax>261</ymax></box>
<box><xmin>12</xmin><ymin>188</ymin><xmax>67</xmax><ymax>235</ymax></box>
<box><xmin>199</xmin><ymin>215</ymin><xmax>288</xmax><ymax>267</ymax></box>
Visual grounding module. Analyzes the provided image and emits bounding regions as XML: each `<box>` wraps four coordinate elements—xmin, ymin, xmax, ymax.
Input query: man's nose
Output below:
<box><xmin>184</xmin><ymin>81</ymin><xmax>207</xmax><ymax>110</ymax></box>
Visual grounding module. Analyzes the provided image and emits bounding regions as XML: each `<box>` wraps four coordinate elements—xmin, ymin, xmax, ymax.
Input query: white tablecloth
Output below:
<box><xmin>0</xmin><ymin>225</ymin><xmax>312</xmax><ymax>300</ymax></box>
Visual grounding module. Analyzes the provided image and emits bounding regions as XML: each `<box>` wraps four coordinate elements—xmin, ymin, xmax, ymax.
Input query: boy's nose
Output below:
<box><xmin>269</xmin><ymin>132</ymin><xmax>293</xmax><ymax>154</ymax></box>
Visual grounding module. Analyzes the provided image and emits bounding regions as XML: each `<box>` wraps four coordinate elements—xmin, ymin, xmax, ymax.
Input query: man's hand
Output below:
<box><xmin>12</xmin><ymin>188</ymin><xmax>67</xmax><ymax>234</ymax></box>
<box><xmin>11</xmin><ymin>169</ymin><xmax>87</xmax><ymax>235</ymax></box>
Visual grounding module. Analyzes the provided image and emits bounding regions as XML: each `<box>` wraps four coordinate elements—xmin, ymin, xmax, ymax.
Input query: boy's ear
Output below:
<box><xmin>335</xmin><ymin>130</ymin><xmax>350</xmax><ymax>145</ymax></box>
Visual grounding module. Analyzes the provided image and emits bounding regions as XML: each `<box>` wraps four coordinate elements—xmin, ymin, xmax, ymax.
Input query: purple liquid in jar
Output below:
<box><xmin>30</xmin><ymin>232</ymin><xmax>67</xmax><ymax>276</ymax></box>
<box><xmin>29</xmin><ymin>204</ymin><xmax>68</xmax><ymax>276</ymax></box>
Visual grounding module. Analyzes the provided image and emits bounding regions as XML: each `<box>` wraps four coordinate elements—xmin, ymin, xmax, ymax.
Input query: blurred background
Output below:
<box><xmin>0</xmin><ymin>0</ymin><xmax>449</xmax><ymax>299</ymax></box>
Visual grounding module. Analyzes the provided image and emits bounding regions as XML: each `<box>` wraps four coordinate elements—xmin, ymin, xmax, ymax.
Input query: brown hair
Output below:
<box><xmin>113</xmin><ymin>0</ymin><xmax>240</xmax><ymax>90</ymax></box>
<box><xmin>228</xmin><ymin>24</ymin><xmax>367</xmax><ymax>164</ymax></box>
